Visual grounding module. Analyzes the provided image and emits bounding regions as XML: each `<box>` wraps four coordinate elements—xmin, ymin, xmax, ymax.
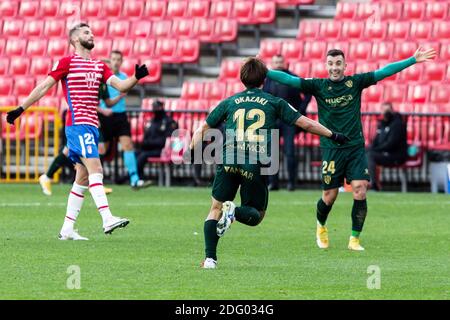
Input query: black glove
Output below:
<box><xmin>183</xmin><ymin>148</ymin><xmax>195</xmax><ymax>164</ymax></box>
<box><xmin>329</xmin><ymin>132</ymin><xmax>350</xmax><ymax>145</ymax></box>
<box><xmin>134</xmin><ymin>64</ymin><xmax>149</xmax><ymax>80</ymax></box>
<box><xmin>6</xmin><ymin>107</ymin><xmax>24</xmax><ymax>124</ymax></box>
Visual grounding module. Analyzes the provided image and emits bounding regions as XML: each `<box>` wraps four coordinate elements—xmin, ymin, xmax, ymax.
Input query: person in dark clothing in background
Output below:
<box><xmin>137</xmin><ymin>100</ymin><xmax>178</xmax><ymax>178</ymax></box>
<box><xmin>367</xmin><ymin>102</ymin><xmax>408</xmax><ymax>191</ymax></box>
<box><xmin>263</xmin><ymin>54</ymin><xmax>312</xmax><ymax>191</ymax></box>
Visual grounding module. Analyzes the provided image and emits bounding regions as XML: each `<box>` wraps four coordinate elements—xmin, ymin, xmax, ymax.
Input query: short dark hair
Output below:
<box><xmin>110</xmin><ymin>50</ymin><xmax>123</xmax><ymax>58</ymax></box>
<box><xmin>240</xmin><ymin>57</ymin><xmax>268</xmax><ymax>88</ymax></box>
<box><xmin>327</xmin><ymin>49</ymin><xmax>345</xmax><ymax>60</ymax></box>
<box><xmin>382</xmin><ymin>101</ymin><xmax>393</xmax><ymax>109</ymax></box>
<box><xmin>69</xmin><ymin>23</ymin><xmax>90</xmax><ymax>45</ymax></box>
<box><xmin>152</xmin><ymin>100</ymin><xmax>164</xmax><ymax>109</ymax></box>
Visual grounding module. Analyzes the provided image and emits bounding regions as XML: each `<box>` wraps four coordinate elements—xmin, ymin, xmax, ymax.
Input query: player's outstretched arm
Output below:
<box><xmin>6</xmin><ymin>76</ymin><xmax>56</xmax><ymax>124</ymax></box>
<box><xmin>109</xmin><ymin>64</ymin><xmax>149</xmax><ymax>92</ymax></box>
<box><xmin>266</xmin><ymin>69</ymin><xmax>302</xmax><ymax>88</ymax></box>
<box><xmin>295</xmin><ymin>116</ymin><xmax>349</xmax><ymax>145</ymax></box>
<box><xmin>374</xmin><ymin>47</ymin><xmax>436</xmax><ymax>82</ymax></box>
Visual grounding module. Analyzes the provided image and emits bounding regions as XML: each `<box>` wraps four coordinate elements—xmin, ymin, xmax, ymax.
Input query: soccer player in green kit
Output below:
<box><xmin>186</xmin><ymin>57</ymin><xmax>350</xmax><ymax>268</ymax></box>
<box><xmin>267</xmin><ymin>47</ymin><xmax>436</xmax><ymax>251</ymax></box>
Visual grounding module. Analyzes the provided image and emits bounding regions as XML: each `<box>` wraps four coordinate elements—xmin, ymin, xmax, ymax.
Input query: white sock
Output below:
<box><xmin>88</xmin><ymin>173</ymin><xmax>113</xmax><ymax>223</ymax></box>
<box><xmin>61</xmin><ymin>183</ymin><xmax>88</xmax><ymax>234</ymax></box>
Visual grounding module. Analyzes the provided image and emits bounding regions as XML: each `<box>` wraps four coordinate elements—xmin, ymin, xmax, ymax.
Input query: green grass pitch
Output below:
<box><xmin>0</xmin><ymin>184</ymin><xmax>449</xmax><ymax>299</ymax></box>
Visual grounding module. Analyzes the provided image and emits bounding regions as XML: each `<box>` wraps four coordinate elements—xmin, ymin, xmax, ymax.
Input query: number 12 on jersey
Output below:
<box><xmin>233</xmin><ymin>108</ymin><xmax>266</xmax><ymax>142</ymax></box>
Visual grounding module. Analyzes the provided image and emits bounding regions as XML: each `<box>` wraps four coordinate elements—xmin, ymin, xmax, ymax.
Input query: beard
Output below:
<box><xmin>80</xmin><ymin>39</ymin><xmax>95</xmax><ymax>50</ymax></box>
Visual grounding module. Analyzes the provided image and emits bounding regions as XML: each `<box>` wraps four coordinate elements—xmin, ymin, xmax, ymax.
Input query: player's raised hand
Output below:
<box><xmin>134</xmin><ymin>64</ymin><xmax>149</xmax><ymax>80</ymax></box>
<box><xmin>414</xmin><ymin>47</ymin><xmax>437</xmax><ymax>63</ymax></box>
<box><xmin>6</xmin><ymin>106</ymin><xmax>24</xmax><ymax>124</ymax></box>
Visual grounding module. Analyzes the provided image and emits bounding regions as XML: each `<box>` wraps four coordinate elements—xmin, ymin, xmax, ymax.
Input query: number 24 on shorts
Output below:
<box><xmin>322</xmin><ymin>160</ymin><xmax>335</xmax><ymax>175</ymax></box>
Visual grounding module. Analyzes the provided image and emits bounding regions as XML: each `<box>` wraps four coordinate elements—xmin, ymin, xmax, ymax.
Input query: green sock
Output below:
<box><xmin>204</xmin><ymin>220</ymin><xmax>219</xmax><ymax>260</ymax></box>
<box><xmin>235</xmin><ymin>206</ymin><xmax>261</xmax><ymax>226</ymax></box>
<box><xmin>46</xmin><ymin>153</ymin><xmax>70</xmax><ymax>178</ymax></box>
<box><xmin>351</xmin><ymin>199</ymin><xmax>367</xmax><ymax>237</ymax></box>
<box><xmin>316</xmin><ymin>198</ymin><xmax>332</xmax><ymax>226</ymax></box>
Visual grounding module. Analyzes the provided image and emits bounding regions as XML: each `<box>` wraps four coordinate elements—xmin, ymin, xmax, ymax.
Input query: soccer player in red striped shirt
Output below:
<box><xmin>7</xmin><ymin>23</ymin><xmax>149</xmax><ymax>240</ymax></box>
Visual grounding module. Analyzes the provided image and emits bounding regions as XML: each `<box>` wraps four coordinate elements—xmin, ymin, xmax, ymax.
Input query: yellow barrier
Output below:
<box><xmin>0</xmin><ymin>106</ymin><xmax>61</xmax><ymax>183</ymax></box>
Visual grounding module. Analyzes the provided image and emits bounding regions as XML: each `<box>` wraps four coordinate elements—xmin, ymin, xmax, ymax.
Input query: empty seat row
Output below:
<box><xmin>296</xmin><ymin>20</ymin><xmax>450</xmax><ymax>41</ymax></box>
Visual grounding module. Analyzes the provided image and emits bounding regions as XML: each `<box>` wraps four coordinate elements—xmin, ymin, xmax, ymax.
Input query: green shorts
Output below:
<box><xmin>212</xmin><ymin>164</ymin><xmax>269</xmax><ymax>211</ymax></box>
<box><xmin>320</xmin><ymin>144</ymin><xmax>370</xmax><ymax>190</ymax></box>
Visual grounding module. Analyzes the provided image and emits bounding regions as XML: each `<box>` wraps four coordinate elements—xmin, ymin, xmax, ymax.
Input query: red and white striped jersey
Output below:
<box><xmin>48</xmin><ymin>53</ymin><xmax>114</xmax><ymax>127</ymax></box>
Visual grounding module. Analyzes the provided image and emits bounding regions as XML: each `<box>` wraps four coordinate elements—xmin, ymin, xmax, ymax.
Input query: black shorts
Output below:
<box><xmin>98</xmin><ymin>112</ymin><xmax>131</xmax><ymax>142</ymax></box>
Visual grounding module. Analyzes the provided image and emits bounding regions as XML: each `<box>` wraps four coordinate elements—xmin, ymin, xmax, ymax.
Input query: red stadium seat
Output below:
<box><xmin>356</xmin><ymin>3</ymin><xmax>379</xmax><ymax>21</ymax></box>
<box><xmin>133</xmin><ymin>38</ymin><xmax>156</xmax><ymax>57</ymax></box>
<box><xmin>10</xmin><ymin>57</ymin><xmax>30</xmax><ymax>76</ymax></box>
<box><xmin>219</xmin><ymin>60</ymin><xmax>242</xmax><ymax>81</ymax></box>
<box><xmin>109</xmin><ymin>20</ymin><xmax>129</xmax><ymax>37</ymax></box>
<box><xmin>36</xmin><ymin>76</ymin><xmax>57</xmax><ymax>96</ymax></box>
<box><xmin>406</xmin><ymin>85</ymin><xmax>430</xmax><ymax>104</ymax></box>
<box><xmin>171</xmin><ymin>19</ymin><xmax>194</xmax><ymax>39</ymax></box>
<box><xmin>90</xmin><ymin>38</ymin><xmax>112</xmax><ymax>59</ymax></box>
<box><xmin>0</xmin><ymin>39</ymin><xmax>5</xmax><ymax>56</ymax></box>
<box><xmin>181</xmin><ymin>82</ymin><xmax>204</xmax><ymax>100</ymax></box>
<box><xmin>45</xmin><ymin>20</ymin><xmax>66</xmax><ymax>37</ymax></box>
<box><xmin>3</xmin><ymin>20</ymin><xmax>23</xmax><ymax>37</ymax></box>
<box><xmin>112</xmin><ymin>39</ymin><xmax>134</xmax><ymax>56</ymax></box>
<box><xmin>13</xmin><ymin>78</ymin><xmax>35</xmax><ymax>96</ymax></box>
<box><xmin>281</xmin><ymin>40</ymin><xmax>303</xmax><ymax>63</ymax></box>
<box><xmin>89</xmin><ymin>20</ymin><xmax>108</xmax><ymax>37</ymax></box>
<box><xmin>214</xmin><ymin>19</ymin><xmax>238</xmax><ymax>43</ymax></box>
<box><xmin>154</xmin><ymin>39</ymin><xmax>178</xmax><ymax>63</ymax></box>
<box><xmin>289</xmin><ymin>61</ymin><xmax>310</xmax><ymax>77</ymax></box>
<box><xmin>203</xmin><ymin>82</ymin><xmax>227</xmax><ymax>101</ymax></box>
<box><xmin>38</xmin><ymin>97</ymin><xmax>61</xmax><ymax>110</ymax></box>
<box><xmin>5</xmin><ymin>39</ymin><xmax>27</xmax><ymax>56</ymax></box>
<box><xmin>30</xmin><ymin>57</ymin><xmax>52</xmax><ymax>77</ymax></box>
<box><xmin>0</xmin><ymin>57</ymin><xmax>9</xmax><ymax>76</ymax></box>
<box><xmin>193</xmin><ymin>18</ymin><xmax>215</xmax><ymax>42</ymax></box>
<box><xmin>210</xmin><ymin>1</ymin><xmax>232</xmax><ymax>19</ymax></box>
<box><xmin>121</xmin><ymin>57</ymin><xmax>139</xmax><ymax>77</ymax></box>
<box><xmin>188</xmin><ymin>1</ymin><xmax>210</xmax><ymax>18</ymax></box>
<box><xmin>19</xmin><ymin>0</ymin><xmax>39</xmax><ymax>17</ymax></box>
<box><xmin>394</xmin><ymin>42</ymin><xmax>417</xmax><ymax>60</ymax></box>
<box><xmin>167</xmin><ymin>0</ymin><xmax>188</xmax><ymax>18</ymax></box>
<box><xmin>0</xmin><ymin>78</ymin><xmax>14</xmax><ymax>95</ymax></box>
<box><xmin>384</xmin><ymin>84</ymin><xmax>407</xmax><ymax>103</ymax></box>
<box><xmin>26</xmin><ymin>39</ymin><xmax>48</xmax><ymax>56</ymax></box>
<box><xmin>319</xmin><ymin>20</ymin><xmax>341</xmax><ymax>39</ymax></box>
<box><xmin>123</xmin><ymin>0</ymin><xmax>145</xmax><ymax>18</ymax></box>
<box><xmin>426</xmin><ymin>2</ymin><xmax>448</xmax><ymax>20</ymax></box>
<box><xmin>139</xmin><ymin>59</ymin><xmax>162</xmax><ymax>83</ymax></box>
<box><xmin>399</xmin><ymin>63</ymin><xmax>423</xmax><ymax>82</ymax></box>
<box><xmin>335</xmin><ymin>1</ymin><xmax>356</xmax><ymax>20</ymax></box>
<box><xmin>311</xmin><ymin>63</ymin><xmax>327</xmax><ymax>78</ymax></box>
<box><xmin>371</xmin><ymin>42</ymin><xmax>393</xmax><ymax>61</ymax></box>
<box><xmin>349</xmin><ymin>42</ymin><xmax>372</xmax><ymax>60</ymax></box>
<box><xmin>380</xmin><ymin>2</ymin><xmax>402</xmax><ymax>21</ymax></box>
<box><xmin>409</xmin><ymin>22</ymin><xmax>433</xmax><ymax>41</ymax></box>
<box><xmin>232</xmin><ymin>1</ymin><xmax>253</xmax><ymax>25</ymax></box>
<box><xmin>23</xmin><ymin>21</ymin><xmax>45</xmax><ymax>37</ymax></box>
<box><xmin>364</xmin><ymin>23</ymin><xmax>387</xmax><ymax>41</ymax></box>
<box><xmin>363</xmin><ymin>85</ymin><xmax>383</xmax><ymax>103</ymax></box>
<box><xmin>0</xmin><ymin>1</ymin><xmax>18</xmax><ymax>17</ymax></box>
<box><xmin>177</xmin><ymin>39</ymin><xmax>200</xmax><ymax>63</ymax></box>
<box><xmin>303</xmin><ymin>41</ymin><xmax>326</xmax><ymax>60</ymax></box>
<box><xmin>39</xmin><ymin>0</ymin><xmax>59</xmax><ymax>17</ymax></box>
<box><xmin>433</xmin><ymin>22</ymin><xmax>450</xmax><ymax>41</ymax></box>
<box><xmin>47</xmin><ymin>38</ymin><xmax>68</xmax><ymax>57</ymax></box>
<box><xmin>326</xmin><ymin>41</ymin><xmax>349</xmax><ymax>55</ymax></box>
<box><xmin>430</xmin><ymin>85</ymin><xmax>449</xmax><ymax>104</ymax></box>
<box><xmin>259</xmin><ymin>40</ymin><xmax>282</xmax><ymax>60</ymax></box>
<box><xmin>58</xmin><ymin>1</ymin><xmax>81</xmax><ymax>17</ymax></box>
<box><xmin>131</xmin><ymin>21</ymin><xmax>152</xmax><ymax>38</ymax></box>
<box><xmin>81</xmin><ymin>1</ymin><xmax>102</xmax><ymax>17</ymax></box>
<box><xmin>253</xmin><ymin>1</ymin><xmax>276</xmax><ymax>24</ymax></box>
<box><xmin>387</xmin><ymin>21</ymin><xmax>410</xmax><ymax>41</ymax></box>
<box><xmin>345</xmin><ymin>62</ymin><xmax>356</xmax><ymax>76</ymax></box>
<box><xmin>152</xmin><ymin>20</ymin><xmax>172</xmax><ymax>38</ymax></box>
<box><xmin>144</xmin><ymin>0</ymin><xmax>167</xmax><ymax>20</ymax></box>
<box><xmin>439</xmin><ymin>42</ymin><xmax>450</xmax><ymax>61</ymax></box>
<box><xmin>103</xmin><ymin>0</ymin><xmax>122</xmax><ymax>17</ymax></box>
<box><xmin>0</xmin><ymin>96</ymin><xmax>17</xmax><ymax>107</ymax></box>
<box><xmin>225</xmin><ymin>81</ymin><xmax>245</xmax><ymax>97</ymax></box>
<box><xmin>297</xmin><ymin>20</ymin><xmax>320</xmax><ymax>40</ymax></box>
<box><xmin>423</xmin><ymin>63</ymin><xmax>446</xmax><ymax>82</ymax></box>
<box><xmin>341</xmin><ymin>21</ymin><xmax>364</xmax><ymax>40</ymax></box>
<box><xmin>402</xmin><ymin>1</ymin><xmax>425</xmax><ymax>20</ymax></box>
